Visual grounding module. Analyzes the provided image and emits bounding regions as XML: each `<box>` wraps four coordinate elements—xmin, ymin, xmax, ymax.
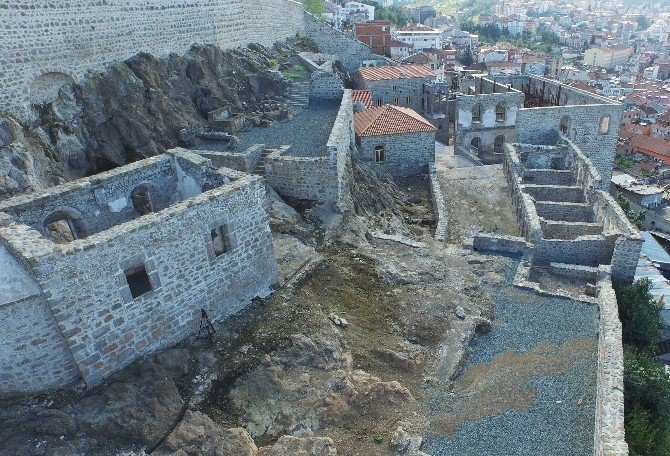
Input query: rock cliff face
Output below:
<box><xmin>0</xmin><ymin>39</ymin><xmax>315</xmax><ymax>199</ymax></box>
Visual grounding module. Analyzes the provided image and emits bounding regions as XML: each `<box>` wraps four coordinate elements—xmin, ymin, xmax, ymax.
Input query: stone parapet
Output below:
<box><xmin>594</xmin><ymin>269</ymin><xmax>628</xmax><ymax>456</ymax></box>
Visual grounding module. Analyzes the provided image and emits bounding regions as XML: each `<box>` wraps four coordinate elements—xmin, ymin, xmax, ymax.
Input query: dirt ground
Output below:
<box><xmin>435</xmin><ymin>164</ymin><xmax>520</xmax><ymax>244</ymax></box>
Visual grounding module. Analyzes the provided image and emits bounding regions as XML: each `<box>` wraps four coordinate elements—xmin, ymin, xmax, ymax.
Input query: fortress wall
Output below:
<box><xmin>303</xmin><ymin>13</ymin><xmax>389</xmax><ymax>72</ymax></box>
<box><xmin>594</xmin><ymin>272</ymin><xmax>628</xmax><ymax>456</ymax></box>
<box><xmin>0</xmin><ymin>0</ymin><xmax>305</xmax><ymax>121</ymax></box>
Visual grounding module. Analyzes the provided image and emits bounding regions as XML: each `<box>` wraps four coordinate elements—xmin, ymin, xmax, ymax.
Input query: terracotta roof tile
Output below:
<box><xmin>633</xmin><ymin>136</ymin><xmax>670</xmax><ymax>156</ymax></box>
<box><xmin>351</xmin><ymin>90</ymin><xmax>373</xmax><ymax>109</ymax></box>
<box><xmin>354</xmin><ymin>105</ymin><xmax>437</xmax><ymax>136</ymax></box>
<box><xmin>357</xmin><ymin>65</ymin><xmax>435</xmax><ymax>82</ymax></box>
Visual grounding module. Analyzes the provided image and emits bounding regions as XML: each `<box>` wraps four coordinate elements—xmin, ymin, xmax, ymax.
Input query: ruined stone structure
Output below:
<box><xmin>356</xmin><ymin>65</ymin><xmax>437</xmax><ymax>113</ymax></box>
<box><xmin>455</xmin><ymin>78</ymin><xmax>525</xmax><ymax>164</ymax></box>
<box><xmin>0</xmin><ymin>150</ymin><xmax>277</xmax><ymax>392</ymax></box>
<box><xmin>455</xmin><ymin>75</ymin><xmax>622</xmax><ymax>180</ymax></box>
<box><xmin>503</xmin><ymin>138</ymin><xmax>642</xmax><ymax>284</ymax></box>
<box><xmin>264</xmin><ymin>90</ymin><xmax>355</xmax><ymax>205</ymax></box>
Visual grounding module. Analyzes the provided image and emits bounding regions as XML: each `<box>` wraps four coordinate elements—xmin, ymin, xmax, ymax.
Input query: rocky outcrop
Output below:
<box><xmin>0</xmin><ymin>39</ymin><xmax>314</xmax><ymax>199</ymax></box>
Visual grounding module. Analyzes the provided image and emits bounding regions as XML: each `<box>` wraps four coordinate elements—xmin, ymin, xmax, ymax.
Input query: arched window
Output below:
<box><xmin>472</xmin><ymin>104</ymin><xmax>482</xmax><ymax>123</ymax></box>
<box><xmin>470</xmin><ymin>137</ymin><xmax>481</xmax><ymax>155</ymax></box>
<box><xmin>494</xmin><ymin>135</ymin><xmax>505</xmax><ymax>153</ymax></box>
<box><xmin>495</xmin><ymin>103</ymin><xmax>506</xmax><ymax>122</ymax></box>
<box><xmin>374</xmin><ymin>145</ymin><xmax>385</xmax><ymax>163</ymax></box>
<box><xmin>600</xmin><ymin>116</ymin><xmax>611</xmax><ymax>134</ymax></box>
<box><xmin>560</xmin><ymin>116</ymin><xmax>571</xmax><ymax>136</ymax></box>
<box><xmin>44</xmin><ymin>210</ymin><xmax>85</xmax><ymax>244</ymax></box>
<box><xmin>131</xmin><ymin>184</ymin><xmax>156</xmax><ymax>216</ymax></box>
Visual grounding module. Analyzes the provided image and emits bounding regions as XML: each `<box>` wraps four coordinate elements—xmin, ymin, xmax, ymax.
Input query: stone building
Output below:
<box><xmin>354</xmin><ymin>103</ymin><xmax>437</xmax><ymax>176</ymax></box>
<box><xmin>356</xmin><ymin>65</ymin><xmax>437</xmax><ymax>113</ymax></box>
<box><xmin>0</xmin><ymin>150</ymin><xmax>277</xmax><ymax>393</ymax></box>
<box><xmin>456</xmin><ymin>75</ymin><xmax>623</xmax><ymax>179</ymax></box>
<box><xmin>455</xmin><ymin>77</ymin><xmax>525</xmax><ymax>164</ymax></box>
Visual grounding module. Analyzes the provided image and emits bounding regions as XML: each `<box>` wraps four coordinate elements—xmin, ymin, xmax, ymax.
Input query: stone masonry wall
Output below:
<box><xmin>303</xmin><ymin>13</ymin><xmax>390</xmax><ymax>72</ymax></box>
<box><xmin>0</xmin><ymin>153</ymin><xmax>278</xmax><ymax>387</ymax></box>
<box><xmin>516</xmin><ymin>104</ymin><xmax>623</xmax><ymax>185</ymax></box>
<box><xmin>0</xmin><ymin>291</ymin><xmax>81</xmax><ymax>394</ymax></box>
<box><xmin>310</xmin><ymin>70</ymin><xmax>345</xmax><ymax>101</ymax></box>
<box><xmin>455</xmin><ymin>89</ymin><xmax>524</xmax><ymax>163</ymax></box>
<box><xmin>359</xmin><ymin>131</ymin><xmax>435</xmax><ymax>177</ymax></box>
<box><xmin>265</xmin><ymin>90</ymin><xmax>354</xmax><ymax>204</ymax></box>
<box><xmin>361</xmin><ymin>78</ymin><xmax>432</xmax><ymax>114</ymax></box>
<box><xmin>0</xmin><ymin>0</ymin><xmax>306</xmax><ymax>121</ymax></box>
<box><xmin>594</xmin><ymin>270</ymin><xmax>628</xmax><ymax>456</ymax></box>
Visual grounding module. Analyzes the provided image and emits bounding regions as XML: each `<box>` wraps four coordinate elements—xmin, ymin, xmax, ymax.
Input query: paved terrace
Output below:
<box><xmin>424</xmin><ymin>260</ymin><xmax>598</xmax><ymax>455</ymax></box>
<box><xmin>196</xmin><ymin>101</ymin><xmax>341</xmax><ymax>157</ymax></box>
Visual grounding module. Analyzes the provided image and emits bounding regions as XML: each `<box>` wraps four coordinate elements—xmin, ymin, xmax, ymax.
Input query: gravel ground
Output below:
<box><xmin>197</xmin><ymin>101</ymin><xmax>341</xmax><ymax>157</ymax></box>
<box><xmin>423</xmin><ymin>260</ymin><xmax>599</xmax><ymax>456</ymax></box>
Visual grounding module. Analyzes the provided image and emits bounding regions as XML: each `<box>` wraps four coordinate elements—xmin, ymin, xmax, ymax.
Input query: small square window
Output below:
<box><xmin>125</xmin><ymin>265</ymin><xmax>152</xmax><ymax>299</ymax></box>
<box><xmin>211</xmin><ymin>225</ymin><xmax>231</xmax><ymax>257</ymax></box>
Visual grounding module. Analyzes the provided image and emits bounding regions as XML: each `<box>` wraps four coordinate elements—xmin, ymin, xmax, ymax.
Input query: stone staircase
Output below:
<box><xmin>286</xmin><ymin>81</ymin><xmax>310</xmax><ymax>111</ymax></box>
<box><xmin>253</xmin><ymin>148</ymin><xmax>275</xmax><ymax>176</ymax></box>
<box><xmin>521</xmin><ymin>160</ymin><xmax>611</xmax><ymax>273</ymax></box>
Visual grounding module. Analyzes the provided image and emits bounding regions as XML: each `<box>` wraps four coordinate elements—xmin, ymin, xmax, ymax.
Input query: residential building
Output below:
<box><xmin>395</xmin><ymin>23</ymin><xmax>442</xmax><ymax>52</ymax></box>
<box><xmin>611</xmin><ymin>173</ymin><xmax>664</xmax><ymax>209</ymax></box>
<box><xmin>355</xmin><ymin>21</ymin><xmax>393</xmax><ymax>57</ymax></box>
<box><xmin>584</xmin><ymin>45</ymin><xmax>634</xmax><ymax>69</ymax></box>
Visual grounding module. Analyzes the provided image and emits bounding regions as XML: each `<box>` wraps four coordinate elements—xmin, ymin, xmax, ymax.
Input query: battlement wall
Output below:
<box><xmin>0</xmin><ymin>0</ymin><xmax>305</xmax><ymax>120</ymax></box>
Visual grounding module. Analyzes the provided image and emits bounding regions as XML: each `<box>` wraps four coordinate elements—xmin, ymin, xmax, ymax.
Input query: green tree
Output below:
<box><xmin>460</xmin><ymin>46</ymin><xmax>474</xmax><ymax>66</ymax></box>
<box><xmin>302</xmin><ymin>0</ymin><xmax>324</xmax><ymax>15</ymax></box>
<box><xmin>616</xmin><ymin>279</ymin><xmax>664</xmax><ymax>349</ymax></box>
<box><xmin>624</xmin><ymin>349</ymin><xmax>670</xmax><ymax>455</ymax></box>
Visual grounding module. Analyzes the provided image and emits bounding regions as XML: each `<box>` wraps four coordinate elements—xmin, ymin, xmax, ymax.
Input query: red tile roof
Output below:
<box><xmin>351</xmin><ymin>90</ymin><xmax>373</xmax><ymax>109</ymax></box>
<box><xmin>633</xmin><ymin>136</ymin><xmax>670</xmax><ymax>156</ymax></box>
<box><xmin>354</xmin><ymin>105</ymin><xmax>437</xmax><ymax>137</ymax></box>
<box><xmin>358</xmin><ymin>65</ymin><xmax>435</xmax><ymax>82</ymax></box>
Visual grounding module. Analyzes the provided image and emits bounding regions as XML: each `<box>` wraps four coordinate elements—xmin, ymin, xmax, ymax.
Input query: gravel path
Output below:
<box><xmin>423</xmin><ymin>260</ymin><xmax>598</xmax><ymax>456</ymax></box>
<box><xmin>197</xmin><ymin>101</ymin><xmax>341</xmax><ymax>157</ymax></box>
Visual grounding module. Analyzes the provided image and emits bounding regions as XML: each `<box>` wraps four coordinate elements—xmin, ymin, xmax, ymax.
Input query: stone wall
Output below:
<box><xmin>592</xmin><ymin>191</ymin><xmax>643</xmax><ymax>283</ymax></box>
<box><xmin>0</xmin><ymin>150</ymin><xmax>278</xmax><ymax>388</ymax></box>
<box><xmin>0</xmin><ymin>0</ymin><xmax>306</xmax><ymax>121</ymax></box>
<box><xmin>193</xmin><ymin>144</ymin><xmax>265</xmax><ymax>174</ymax></box>
<box><xmin>594</xmin><ymin>270</ymin><xmax>628</xmax><ymax>456</ymax></box>
<box><xmin>0</xmin><ymin>246</ymin><xmax>81</xmax><ymax>393</ymax></box>
<box><xmin>455</xmin><ymin>87</ymin><xmax>524</xmax><ymax>164</ymax></box>
<box><xmin>310</xmin><ymin>70</ymin><xmax>345</xmax><ymax>101</ymax></box>
<box><xmin>265</xmin><ymin>90</ymin><xmax>354</xmax><ymax>204</ymax></box>
<box><xmin>428</xmin><ymin>163</ymin><xmax>448</xmax><ymax>241</ymax></box>
<box><xmin>360</xmin><ymin>78</ymin><xmax>432</xmax><ymax>114</ymax></box>
<box><xmin>358</xmin><ymin>132</ymin><xmax>435</xmax><ymax>177</ymax></box>
<box><xmin>472</xmin><ymin>234</ymin><xmax>532</xmax><ymax>254</ymax></box>
<box><xmin>302</xmin><ymin>13</ymin><xmax>389</xmax><ymax>72</ymax></box>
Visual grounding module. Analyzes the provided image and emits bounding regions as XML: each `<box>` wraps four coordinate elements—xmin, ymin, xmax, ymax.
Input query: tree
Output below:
<box><xmin>302</xmin><ymin>0</ymin><xmax>324</xmax><ymax>15</ymax></box>
<box><xmin>461</xmin><ymin>46</ymin><xmax>474</xmax><ymax>66</ymax></box>
<box><xmin>616</xmin><ymin>278</ymin><xmax>664</xmax><ymax>349</ymax></box>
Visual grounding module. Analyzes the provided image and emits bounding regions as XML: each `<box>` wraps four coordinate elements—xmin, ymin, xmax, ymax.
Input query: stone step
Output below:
<box><xmin>548</xmin><ymin>262</ymin><xmax>599</xmax><ymax>282</ymax></box>
<box><xmin>541</xmin><ymin>220</ymin><xmax>604</xmax><ymax>240</ymax></box>
<box><xmin>535</xmin><ymin>201</ymin><xmax>595</xmax><ymax>223</ymax></box>
<box><xmin>523</xmin><ymin>184</ymin><xmax>584</xmax><ymax>203</ymax></box>
<box><xmin>539</xmin><ymin>236</ymin><xmax>612</xmax><ymax>267</ymax></box>
<box><xmin>522</xmin><ymin>169</ymin><xmax>575</xmax><ymax>186</ymax></box>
